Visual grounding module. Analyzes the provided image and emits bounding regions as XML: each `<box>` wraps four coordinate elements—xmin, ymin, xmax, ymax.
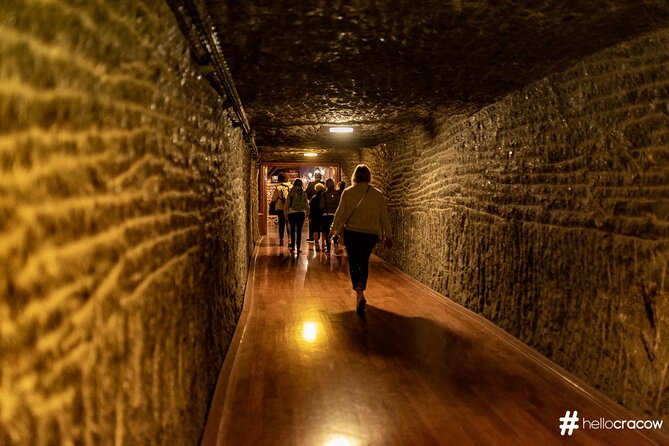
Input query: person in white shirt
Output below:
<box><xmin>287</xmin><ymin>178</ymin><xmax>310</xmax><ymax>254</ymax></box>
<box><xmin>329</xmin><ymin>164</ymin><xmax>393</xmax><ymax>314</ymax></box>
<box><xmin>271</xmin><ymin>173</ymin><xmax>291</xmax><ymax>246</ymax></box>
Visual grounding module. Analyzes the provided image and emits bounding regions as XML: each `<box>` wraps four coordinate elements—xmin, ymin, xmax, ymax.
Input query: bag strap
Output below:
<box><xmin>344</xmin><ymin>185</ymin><xmax>371</xmax><ymax>227</ymax></box>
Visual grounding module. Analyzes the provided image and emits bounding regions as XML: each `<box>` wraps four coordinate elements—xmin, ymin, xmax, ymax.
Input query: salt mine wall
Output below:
<box><xmin>0</xmin><ymin>1</ymin><xmax>253</xmax><ymax>444</ymax></box>
<box><xmin>339</xmin><ymin>153</ymin><xmax>362</xmax><ymax>187</ymax></box>
<box><xmin>367</xmin><ymin>29</ymin><xmax>669</xmax><ymax>419</ymax></box>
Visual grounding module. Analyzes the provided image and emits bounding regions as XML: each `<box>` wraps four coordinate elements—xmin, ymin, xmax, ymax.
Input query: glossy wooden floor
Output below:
<box><xmin>202</xmin><ymin>228</ymin><xmax>668</xmax><ymax>446</ymax></box>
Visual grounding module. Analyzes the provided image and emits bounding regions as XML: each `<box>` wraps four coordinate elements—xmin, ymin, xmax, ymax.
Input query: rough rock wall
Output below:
<box><xmin>367</xmin><ymin>29</ymin><xmax>669</xmax><ymax>418</ymax></box>
<box><xmin>0</xmin><ymin>1</ymin><xmax>252</xmax><ymax>444</ymax></box>
<box><xmin>338</xmin><ymin>152</ymin><xmax>362</xmax><ymax>187</ymax></box>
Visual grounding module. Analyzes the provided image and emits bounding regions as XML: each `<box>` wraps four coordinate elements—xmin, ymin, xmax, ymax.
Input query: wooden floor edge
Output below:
<box><xmin>199</xmin><ymin>238</ymin><xmax>263</xmax><ymax>446</ymax></box>
<box><xmin>374</xmin><ymin>254</ymin><xmax>669</xmax><ymax>442</ymax></box>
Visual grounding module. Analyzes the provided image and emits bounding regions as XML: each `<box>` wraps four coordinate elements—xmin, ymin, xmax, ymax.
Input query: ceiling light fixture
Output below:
<box><xmin>329</xmin><ymin>127</ymin><xmax>354</xmax><ymax>133</ymax></box>
<box><xmin>304</xmin><ymin>152</ymin><xmax>318</xmax><ymax>157</ymax></box>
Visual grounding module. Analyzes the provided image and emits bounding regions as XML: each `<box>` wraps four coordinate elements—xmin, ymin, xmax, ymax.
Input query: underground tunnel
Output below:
<box><xmin>1</xmin><ymin>0</ymin><xmax>669</xmax><ymax>444</ymax></box>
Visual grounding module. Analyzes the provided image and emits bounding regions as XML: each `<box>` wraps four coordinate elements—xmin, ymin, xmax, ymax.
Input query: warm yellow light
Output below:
<box><xmin>329</xmin><ymin>127</ymin><xmax>353</xmax><ymax>133</ymax></box>
<box><xmin>325</xmin><ymin>438</ymin><xmax>352</xmax><ymax>446</ymax></box>
<box><xmin>304</xmin><ymin>152</ymin><xmax>318</xmax><ymax>157</ymax></box>
<box><xmin>302</xmin><ymin>322</ymin><xmax>318</xmax><ymax>342</ymax></box>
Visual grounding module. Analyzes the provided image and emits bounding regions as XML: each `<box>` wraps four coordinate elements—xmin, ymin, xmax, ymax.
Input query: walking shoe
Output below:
<box><xmin>356</xmin><ymin>291</ymin><xmax>366</xmax><ymax>315</ymax></box>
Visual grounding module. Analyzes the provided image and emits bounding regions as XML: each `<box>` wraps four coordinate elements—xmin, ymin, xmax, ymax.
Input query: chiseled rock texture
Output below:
<box><xmin>367</xmin><ymin>29</ymin><xmax>669</xmax><ymax>419</ymax></box>
<box><xmin>207</xmin><ymin>0</ymin><xmax>669</xmax><ymax>148</ymax></box>
<box><xmin>0</xmin><ymin>1</ymin><xmax>254</xmax><ymax>444</ymax></box>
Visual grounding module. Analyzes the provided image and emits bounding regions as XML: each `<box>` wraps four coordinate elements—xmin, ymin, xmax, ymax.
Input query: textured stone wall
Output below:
<box><xmin>0</xmin><ymin>1</ymin><xmax>252</xmax><ymax>444</ymax></box>
<box><xmin>367</xmin><ymin>29</ymin><xmax>669</xmax><ymax>419</ymax></box>
<box><xmin>338</xmin><ymin>152</ymin><xmax>362</xmax><ymax>187</ymax></box>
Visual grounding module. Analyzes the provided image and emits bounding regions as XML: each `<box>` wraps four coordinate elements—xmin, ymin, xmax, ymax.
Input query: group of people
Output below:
<box><xmin>271</xmin><ymin>171</ymin><xmax>345</xmax><ymax>254</ymax></box>
<box><xmin>306</xmin><ymin>173</ymin><xmax>346</xmax><ymax>253</ymax></box>
<box><xmin>270</xmin><ymin>164</ymin><xmax>392</xmax><ymax>314</ymax></box>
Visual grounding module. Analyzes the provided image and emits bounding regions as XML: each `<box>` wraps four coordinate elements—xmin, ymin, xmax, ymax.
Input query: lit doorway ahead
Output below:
<box><xmin>259</xmin><ymin>163</ymin><xmax>340</xmax><ymax>236</ymax></box>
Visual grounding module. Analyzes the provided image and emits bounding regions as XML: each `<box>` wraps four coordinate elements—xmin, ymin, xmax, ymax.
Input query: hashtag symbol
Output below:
<box><xmin>559</xmin><ymin>410</ymin><xmax>580</xmax><ymax>436</ymax></box>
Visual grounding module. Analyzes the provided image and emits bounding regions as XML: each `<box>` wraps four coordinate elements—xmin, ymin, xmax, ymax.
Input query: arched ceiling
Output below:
<box><xmin>202</xmin><ymin>0</ymin><xmax>669</xmax><ymax>154</ymax></box>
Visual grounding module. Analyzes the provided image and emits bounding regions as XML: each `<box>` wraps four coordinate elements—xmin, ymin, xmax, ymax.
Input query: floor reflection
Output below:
<box><xmin>214</xmin><ymin>230</ymin><xmax>666</xmax><ymax>446</ymax></box>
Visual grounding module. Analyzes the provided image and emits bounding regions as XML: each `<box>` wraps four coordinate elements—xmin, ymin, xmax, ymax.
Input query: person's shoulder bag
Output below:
<box><xmin>343</xmin><ymin>185</ymin><xmax>371</xmax><ymax>229</ymax></box>
<box><xmin>269</xmin><ymin>194</ymin><xmax>278</xmax><ymax>215</ymax></box>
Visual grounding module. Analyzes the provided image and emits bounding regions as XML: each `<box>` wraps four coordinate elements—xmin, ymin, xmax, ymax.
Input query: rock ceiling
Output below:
<box><xmin>202</xmin><ymin>0</ymin><xmax>669</xmax><ymax>152</ymax></box>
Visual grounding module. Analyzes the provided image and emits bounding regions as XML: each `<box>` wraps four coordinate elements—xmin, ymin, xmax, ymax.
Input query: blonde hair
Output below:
<box><xmin>315</xmin><ymin>182</ymin><xmax>326</xmax><ymax>192</ymax></box>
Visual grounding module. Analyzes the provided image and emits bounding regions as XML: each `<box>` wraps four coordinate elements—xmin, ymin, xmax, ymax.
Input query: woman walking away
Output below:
<box><xmin>271</xmin><ymin>173</ymin><xmax>291</xmax><ymax>246</ymax></box>
<box><xmin>309</xmin><ymin>183</ymin><xmax>326</xmax><ymax>251</ymax></box>
<box><xmin>287</xmin><ymin>178</ymin><xmax>309</xmax><ymax>254</ymax></box>
<box><xmin>330</xmin><ymin>165</ymin><xmax>392</xmax><ymax>314</ymax></box>
<box><xmin>320</xmin><ymin>179</ymin><xmax>340</xmax><ymax>253</ymax></box>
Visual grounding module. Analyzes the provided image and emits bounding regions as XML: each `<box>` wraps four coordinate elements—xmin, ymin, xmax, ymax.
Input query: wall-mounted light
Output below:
<box><xmin>304</xmin><ymin>152</ymin><xmax>318</xmax><ymax>157</ymax></box>
<box><xmin>329</xmin><ymin>127</ymin><xmax>354</xmax><ymax>133</ymax></box>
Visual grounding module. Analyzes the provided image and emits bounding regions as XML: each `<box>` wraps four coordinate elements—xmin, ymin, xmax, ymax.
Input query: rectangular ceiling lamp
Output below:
<box><xmin>329</xmin><ymin>127</ymin><xmax>354</xmax><ymax>133</ymax></box>
<box><xmin>304</xmin><ymin>152</ymin><xmax>318</xmax><ymax>157</ymax></box>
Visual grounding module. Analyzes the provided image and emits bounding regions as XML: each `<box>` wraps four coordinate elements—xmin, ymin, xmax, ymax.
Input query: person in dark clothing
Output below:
<box><xmin>333</xmin><ymin>180</ymin><xmax>347</xmax><ymax>248</ymax></box>
<box><xmin>305</xmin><ymin>172</ymin><xmax>323</xmax><ymax>241</ymax></box>
<box><xmin>319</xmin><ymin>178</ymin><xmax>340</xmax><ymax>253</ymax></box>
<box><xmin>309</xmin><ymin>183</ymin><xmax>326</xmax><ymax>251</ymax></box>
<box><xmin>306</xmin><ymin>171</ymin><xmax>324</xmax><ymax>199</ymax></box>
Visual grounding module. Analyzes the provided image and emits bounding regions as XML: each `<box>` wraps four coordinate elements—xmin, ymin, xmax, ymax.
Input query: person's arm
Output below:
<box><xmin>271</xmin><ymin>187</ymin><xmax>279</xmax><ymax>201</ymax></box>
<box><xmin>285</xmin><ymin>189</ymin><xmax>290</xmax><ymax>218</ymax></box>
<box><xmin>304</xmin><ymin>192</ymin><xmax>310</xmax><ymax>214</ymax></box>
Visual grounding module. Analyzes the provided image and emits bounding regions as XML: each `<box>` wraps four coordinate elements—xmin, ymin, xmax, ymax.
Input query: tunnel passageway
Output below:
<box><xmin>201</xmin><ymin>231</ymin><xmax>667</xmax><ymax>445</ymax></box>
<box><xmin>2</xmin><ymin>1</ymin><xmax>669</xmax><ymax>443</ymax></box>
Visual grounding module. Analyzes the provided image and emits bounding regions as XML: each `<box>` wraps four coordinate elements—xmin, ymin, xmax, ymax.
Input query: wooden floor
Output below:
<box><xmin>202</xmin><ymin>229</ymin><xmax>668</xmax><ymax>446</ymax></box>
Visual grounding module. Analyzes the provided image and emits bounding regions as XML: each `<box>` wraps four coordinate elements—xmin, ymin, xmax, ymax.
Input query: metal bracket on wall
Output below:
<box><xmin>166</xmin><ymin>0</ymin><xmax>259</xmax><ymax>159</ymax></box>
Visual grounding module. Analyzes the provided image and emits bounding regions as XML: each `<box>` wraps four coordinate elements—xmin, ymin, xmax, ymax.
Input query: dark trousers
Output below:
<box><xmin>321</xmin><ymin>215</ymin><xmax>335</xmax><ymax>249</ymax></box>
<box><xmin>288</xmin><ymin>212</ymin><xmax>305</xmax><ymax>249</ymax></box>
<box><xmin>308</xmin><ymin>219</ymin><xmax>316</xmax><ymax>239</ymax></box>
<box><xmin>344</xmin><ymin>230</ymin><xmax>379</xmax><ymax>291</ymax></box>
<box><xmin>277</xmin><ymin>210</ymin><xmax>286</xmax><ymax>240</ymax></box>
<box><xmin>320</xmin><ymin>215</ymin><xmax>335</xmax><ymax>234</ymax></box>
